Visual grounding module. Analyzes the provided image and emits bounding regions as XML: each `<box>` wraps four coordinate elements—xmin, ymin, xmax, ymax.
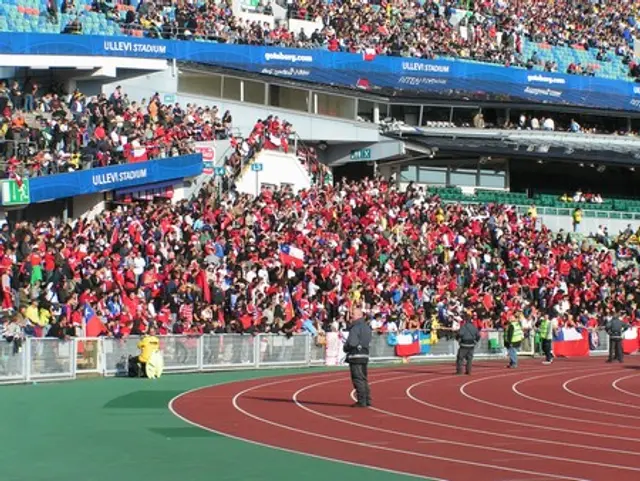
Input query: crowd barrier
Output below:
<box><xmin>0</xmin><ymin>329</ymin><xmax>611</xmax><ymax>385</ymax></box>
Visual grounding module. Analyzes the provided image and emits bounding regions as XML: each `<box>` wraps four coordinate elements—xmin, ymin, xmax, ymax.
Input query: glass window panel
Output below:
<box><xmin>418</xmin><ymin>167</ymin><xmax>446</xmax><ymax>184</ymax></box>
<box><xmin>244</xmin><ymin>79</ymin><xmax>265</xmax><ymax>105</ymax></box>
<box><xmin>449</xmin><ymin>168</ymin><xmax>477</xmax><ymax>187</ymax></box>
<box><xmin>222</xmin><ymin>77</ymin><xmax>241</xmax><ymax>101</ymax></box>
<box><xmin>399</xmin><ymin>165</ymin><xmax>417</xmax><ymax>182</ymax></box>
<box><xmin>479</xmin><ymin>174</ymin><xmax>506</xmax><ymax>188</ymax></box>
<box><xmin>316</xmin><ymin>93</ymin><xmax>355</xmax><ymax>119</ymax></box>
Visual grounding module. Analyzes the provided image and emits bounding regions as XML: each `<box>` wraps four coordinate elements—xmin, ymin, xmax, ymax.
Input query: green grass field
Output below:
<box><xmin>1</xmin><ymin>369</ymin><xmax>423</xmax><ymax>481</ymax></box>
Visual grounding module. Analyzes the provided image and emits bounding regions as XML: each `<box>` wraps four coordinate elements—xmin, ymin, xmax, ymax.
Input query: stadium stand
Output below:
<box><xmin>1</xmin><ymin>176</ymin><xmax>639</xmax><ymax>343</ymax></box>
<box><xmin>0</xmin><ymin>82</ymin><xmax>231</xmax><ymax>179</ymax></box>
<box><xmin>0</xmin><ymin>0</ymin><xmax>637</xmax><ymax>81</ymax></box>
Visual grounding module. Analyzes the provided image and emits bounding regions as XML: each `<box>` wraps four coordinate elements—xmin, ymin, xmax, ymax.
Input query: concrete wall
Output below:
<box><xmin>539</xmin><ymin>214</ymin><xmax>640</xmax><ymax>236</ymax></box>
<box><xmin>288</xmin><ymin>18</ymin><xmax>324</xmax><ymax>35</ymax></box>
<box><xmin>236</xmin><ymin>150</ymin><xmax>311</xmax><ymax>195</ymax></box>
<box><xmin>237</xmin><ymin>11</ymin><xmax>275</xmax><ymax>28</ymax></box>
<box><xmin>72</xmin><ymin>192</ymin><xmax>105</xmax><ymax>219</ymax></box>
<box><xmin>100</xmin><ymin>68</ymin><xmax>178</xmax><ymax>104</ymax></box>
<box><xmin>323</xmin><ymin>139</ymin><xmax>405</xmax><ymax>166</ymax></box>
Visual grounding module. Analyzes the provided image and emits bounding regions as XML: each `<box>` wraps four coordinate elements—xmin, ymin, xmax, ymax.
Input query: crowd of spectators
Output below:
<box><xmin>225</xmin><ymin>115</ymin><xmax>312</xmax><ymax>178</ymax></box>
<box><xmin>74</xmin><ymin>0</ymin><xmax>639</xmax><ymax>79</ymax></box>
<box><xmin>467</xmin><ymin>110</ymin><xmax>639</xmax><ymax>136</ymax></box>
<box><xmin>2</xmin><ymin>176</ymin><xmax>639</xmax><ymax>349</ymax></box>
<box><xmin>559</xmin><ymin>190</ymin><xmax>604</xmax><ymax>205</ymax></box>
<box><xmin>0</xmin><ymin>81</ymin><xmax>231</xmax><ymax>179</ymax></box>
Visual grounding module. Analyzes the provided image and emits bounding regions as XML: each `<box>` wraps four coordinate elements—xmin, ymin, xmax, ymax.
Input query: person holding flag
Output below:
<box><xmin>455</xmin><ymin>319</ymin><xmax>480</xmax><ymax>375</ymax></box>
<box><xmin>344</xmin><ymin>303</ymin><xmax>372</xmax><ymax>408</ymax></box>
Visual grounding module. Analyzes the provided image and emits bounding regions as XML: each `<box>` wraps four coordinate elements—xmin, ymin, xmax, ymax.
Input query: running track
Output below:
<box><xmin>170</xmin><ymin>358</ymin><xmax>640</xmax><ymax>481</ymax></box>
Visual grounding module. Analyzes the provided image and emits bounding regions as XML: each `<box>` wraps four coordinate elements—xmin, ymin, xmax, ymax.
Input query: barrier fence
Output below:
<box><xmin>0</xmin><ymin>329</ymin><xmax>610</xmax><ymax>385</ymax></box>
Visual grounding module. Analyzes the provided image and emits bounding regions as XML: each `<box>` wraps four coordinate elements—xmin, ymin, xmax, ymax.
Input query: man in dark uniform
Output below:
<box><xmin>456</xmin><ymin>319</ymin><xmax>481</xmax><ymax>375</ymax></box>
<box><xmin>344</xmin><ymin>304</ymin><xmax>372</xmax><ymax>408</ymax></box>
<box><xmin>606</xmin><ymin>312</ymin><xmax>630</xmax><ymax>363</ymax></box>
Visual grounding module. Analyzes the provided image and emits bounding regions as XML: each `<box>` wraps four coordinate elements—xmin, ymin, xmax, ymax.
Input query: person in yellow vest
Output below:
<box><xmin>537</xmin><ymin>316</ymin><xmax>555</xmax><ymax>365</ymax></box>
<box><xmin>527</xmin><ymin>204</ymin><xmax>537</xmax><ymax>221</ymax></box>
<box><xmin>572</xmin><ymin>207</ymin><xmax>583</xmax><ymax>233</ymax></box>
<box><xmin>505</xmin><ymin>314</ymin><xmax>524</xmax><ymax>368</ymax></box>
<box><xmin>129</xmin><ymin>327</ymin><xmax>160</xmax><ymax>377</ymax></box>
<box><xmin>559</xmin><ymin>193</ymin><xmax>571</xmax><ymax>203</ymax></box>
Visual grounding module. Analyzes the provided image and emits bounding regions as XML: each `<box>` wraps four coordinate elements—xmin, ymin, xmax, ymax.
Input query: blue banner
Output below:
<box><xmin>1</xmin><ymin>33</ymin><xmax>639</xmax><ymax>111</ymax></box>
<box><xmin>27</xmin><ymin>153</ymin><xmax>202</xmax><ymax>203</ymax></box>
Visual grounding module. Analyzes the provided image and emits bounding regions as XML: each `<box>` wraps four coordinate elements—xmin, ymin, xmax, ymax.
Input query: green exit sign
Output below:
<box><xmin>2</xmin><ymin>178</ymin><xmax>30</xmax><ymax>206</ymax></box>
<box><xmin>350</xmin><ymin>148</ymin><xmax>372</xmax><ymax>160</ymax></box>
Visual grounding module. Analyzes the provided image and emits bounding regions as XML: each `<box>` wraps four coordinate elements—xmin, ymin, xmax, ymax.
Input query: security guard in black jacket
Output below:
<box><xmin>606</xmin><ymin>313</ymin><xmax>630</xmax><ymax>363</ymax></box>
<box><xmin>456</xmin><ymin>320</ymin><xmax>481</xmax><ymax>375</ymax></box>
<box><xmin>344</xmin><ymin>304</ymin><xmax>372</xmax><ymax>407</ymax></box>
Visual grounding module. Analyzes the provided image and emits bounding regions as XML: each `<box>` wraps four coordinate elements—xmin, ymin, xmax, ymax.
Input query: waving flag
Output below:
<box><xmin>279</xmin><ymin>244</ymin><xmax>305</xmax><ymax>268</ymax></box>
<box><xmin>395</xmin><ymin>331</ymin><xmax>421</xmax><ymax>357</ymax></box>
<box><xmin>283</xmin><ymin>286</ymin><xmax>295</xmax><ymax>321</ymax></box>
<box><xmin>363</xmin><ymin>48</ymin><xmax>376</xmax><ymax>61</ymax></box>
<box><xmin>553</xmin><ymin>327</ymin><xmax>589</xmax><ymax>357</ymax></box>
<box><xmin>419</xmin><ymin>331</ymin><xmax>431</xmax><ymax>354</ymax></box>
<box><xmin>128</xmin><ymin>146</ymin><xmax>148</xmax><ymax>163</ymax></box>
<box><xmin>83</xmin><ymin>304</ymin><xmax>104</xmax><ymax>337</ymax></box>
<box><xmin>356</xmin><ymin>78</ymin><xmax>370</xmax><ymax>90</ymax></box>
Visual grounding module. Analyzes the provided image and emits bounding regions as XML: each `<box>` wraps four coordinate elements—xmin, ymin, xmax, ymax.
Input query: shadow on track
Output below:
<box><xmin>246</xmin><ymin>396</ymin><xmax>352</xmax><ymax>408</ymax></box>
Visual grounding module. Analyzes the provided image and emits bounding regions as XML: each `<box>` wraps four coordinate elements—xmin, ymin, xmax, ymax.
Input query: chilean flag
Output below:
<box><xmin>83</xmin><ymin>304</ymin><xmax>105</xmax><ymax>337</ymax></box>
<box><xmin>553</xmin><ymin>327</ymin><xmax>589</xmax><ymax>357</ymax></box>
<box><xmin>279</xmin><ymin>244</ymin><xmax>304</xmax><ymax>268</ymax></box>
<box><xmin>363</xmin><ymin>48</ymin><xmax>376</xmax><ymax>61</ymax></box>
<box><xmin>395</xmin><ymin>331</ymin><xmax>421</xmax><ymax>357</ymax></box>
<box><xmin>283</xmin><ymin>286</ymin><xmax>295</xmax><ymax>321</ymax></box>
<box><xmin>128</xmin><ymin>146</ymin><xmax>148</xmax><ymax>163</ymax></box>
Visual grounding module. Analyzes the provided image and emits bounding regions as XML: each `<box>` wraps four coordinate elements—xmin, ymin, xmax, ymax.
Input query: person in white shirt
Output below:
<box><xmin>542</xmin><ymin>117</ymin><xmax>555</xmax><ymax>131</ymax></box>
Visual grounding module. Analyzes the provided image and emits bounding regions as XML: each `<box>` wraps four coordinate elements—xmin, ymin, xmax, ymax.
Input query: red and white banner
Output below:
<box><xmin>623</xmin><ymin>327</ymin><xmax>639</xmax><ymax>355</ymax></box>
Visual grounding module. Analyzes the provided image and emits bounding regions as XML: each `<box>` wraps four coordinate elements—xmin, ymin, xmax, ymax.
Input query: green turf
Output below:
<box><xmin>0</xmin><ymin>369</ymin><xmax>429</xmax><ymax>481</ymax></box>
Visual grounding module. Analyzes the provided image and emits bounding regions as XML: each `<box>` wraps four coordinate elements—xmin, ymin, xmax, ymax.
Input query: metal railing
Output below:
<box><xmin>443</xmin><ymin>199</ymin><xmax>640</xmax><ymax>221</ymax></box>
<box><xmin>0</xmin><ymin>329</ymin><xmax>607</xmax><ymax>385</ymax></box>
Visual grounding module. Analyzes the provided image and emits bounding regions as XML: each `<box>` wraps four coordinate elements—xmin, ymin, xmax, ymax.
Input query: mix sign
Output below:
<box><xmin>194</xmin><ymin>142</ymin><xmax>216</xmax><ymax>175</ymax></box>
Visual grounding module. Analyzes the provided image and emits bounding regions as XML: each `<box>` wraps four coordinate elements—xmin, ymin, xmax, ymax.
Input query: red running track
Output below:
<box><xmin>170</xmin><ymin>358</ymin><xmax>640</xmax><ymax>481</ymax></box>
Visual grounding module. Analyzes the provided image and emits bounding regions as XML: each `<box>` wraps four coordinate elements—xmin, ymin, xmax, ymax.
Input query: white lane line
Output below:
<box><xmin>292</xmin><ymin>375</ymin><xmax>597</xmax><ymax>480</ymax></box>
<box><xmin>612</xmin><ymin>374</ymin><xmax>640</xmax><ymax>398</ymax></box>
<box><xmin>512</xmin><ymin>370</ymin><xmax>640</xmax><ymax>421</ymax></box>
<box><xmin>562</xmin><ymin>371</ymin><xmax>640</xmax><ymax>409</ymax></box>
<box><xmin>169</xmin><ymin>371</ymin><xmax>438</xmax><ymax>481</ymax></box>
<box><xmin>349</xmin><ymin>371</ymin><xmax>640</xmax><ymax>456</ymax></box>
<box><xmin>409</xmin><ymin>368</ymin><xmax>640</xmax><ymax>443</ymax></box>
<box><xmin>459</xmin><ymin>368</ymin><xmax>640</xmax><ymax>431</ymax></box>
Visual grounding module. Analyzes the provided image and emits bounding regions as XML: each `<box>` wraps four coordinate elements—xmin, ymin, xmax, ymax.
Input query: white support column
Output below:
<box><xmin>373</xmin><ymin>102</ymin><xmax>380</xmax><ymax>124</ymax></box>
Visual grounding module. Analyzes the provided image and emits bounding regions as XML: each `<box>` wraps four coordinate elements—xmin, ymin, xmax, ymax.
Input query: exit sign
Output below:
<box><xmin>350</xmin><ymin>148</ymin><xmax>372</xmax><ymax>160</ymax></box>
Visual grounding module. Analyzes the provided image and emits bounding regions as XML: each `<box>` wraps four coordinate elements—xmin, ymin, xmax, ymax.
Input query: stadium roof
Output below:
<box><xmin>381</xmin><ymin>123</ymin><xmax>640</xmax><ymax>164</ymax></box>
